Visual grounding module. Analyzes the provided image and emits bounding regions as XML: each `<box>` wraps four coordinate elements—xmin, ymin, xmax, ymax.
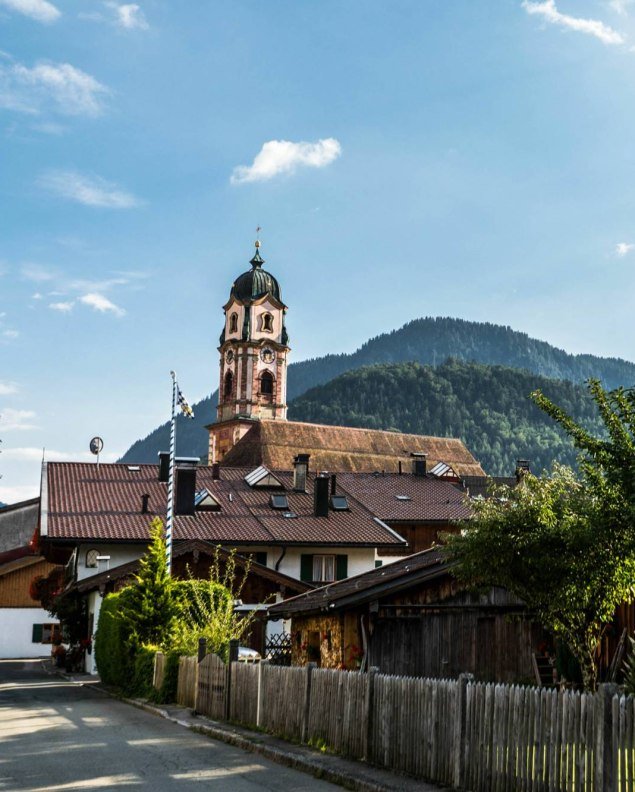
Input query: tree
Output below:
<box><xmin>123</xmin><ymin>518</ymin><xmax>178</xmax><ymax>649</ymax></box>
<box><xmin>172</xmin><ymin>547</ymin><xmax>262</xmax><ymax>660</ymax></box>
<box><xmin>444</xmin><ymin>465</ymin><xmax>634</xmax><ymax>690</ymax></box>
<box><xmin>532</xmin><ymin>379</ymin><xmax>635</xmax><ymax>508</ymax></box>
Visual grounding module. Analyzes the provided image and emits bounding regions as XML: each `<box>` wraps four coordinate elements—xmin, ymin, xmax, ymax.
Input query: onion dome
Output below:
<box><xmin>231</xmin><ymin>242</ymin><xmax>283</xmax><ymax>304</ymax></box>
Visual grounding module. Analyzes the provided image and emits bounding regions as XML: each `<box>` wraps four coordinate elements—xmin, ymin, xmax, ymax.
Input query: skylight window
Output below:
<box><xmin>282</xmin><ymin>511</ymin><xmax>297</xmax><ymax>519</ymax></box>
<box><xmin>395</xmin><ymin>495</ymin><xmax>412</xmax><ymax>501</ymax></box>
<box><xmin>270</xmin><ymin>494</ymin><xmax>289</xmax><ymax>510</ymax></box>
<box><xmin>244</xmin><ymin>465</ymin><xmax>284</xmax><ymax>489</ymax></box>
<box><xmin>194</xmin><ymin>488</ymin><xmax>221</xmax><ymax>511</ymax></box>
<box><xmin>330</xmin><ymin>495</ymin><xmax>349</xmax><ymax>511</ymax></box>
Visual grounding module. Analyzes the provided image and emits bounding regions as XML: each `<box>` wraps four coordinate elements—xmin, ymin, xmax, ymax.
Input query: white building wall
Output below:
<box><xmin>76</xmin><ymin>543</ymin><xmax>145</xmax><ymax>582</ymax></box>
<box><xmin>279</xmin><ymin>547</ymin><xmax>375</xmax><ymax>581</ymax></box>
<box><xmin>86</xmin><ymin>590</ymin><xmax>104</xmax><ymax>675</ymax></box>
<box><xmin>0</xmin><ymin>608</ymin><xmax>59</xmax><ymax>659</ymax></box>
<box><xmin>236</xmin><ymin>545</ymin><xmax>376</xmax><ymax>582</ymax></box>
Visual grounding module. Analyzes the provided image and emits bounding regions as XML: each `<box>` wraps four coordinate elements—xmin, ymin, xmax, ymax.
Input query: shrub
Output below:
<box><xmin>94</xmin><ymin>591</ymin><xmax>134</xmax><ymax>687</ymax></box>
<box><xmin>130</xmin><ymin>645</ymin><xmax>158</xmax><ymax>698</ymax></box>
<box><xmin>153</xmin><ymin>650</ymin><xmax>180</xmax><ymax>704</ymax></box>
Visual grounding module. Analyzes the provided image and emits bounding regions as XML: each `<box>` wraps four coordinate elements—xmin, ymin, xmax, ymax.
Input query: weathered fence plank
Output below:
<box><xmin>176</xmin><ymin>655</ymin><xmax>198</xmax><ymax>709</ymax></box>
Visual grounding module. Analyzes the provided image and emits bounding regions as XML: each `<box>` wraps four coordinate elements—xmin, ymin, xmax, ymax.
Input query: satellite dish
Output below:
<box><xmin>89</xmin><ymin>437</ymin><xmax>104</xmax><ymax>455</ymax></box>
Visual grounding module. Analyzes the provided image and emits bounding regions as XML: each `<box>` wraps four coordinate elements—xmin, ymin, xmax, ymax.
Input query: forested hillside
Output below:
<box><xmin>120</xmin><ymin>317</ymin><xmax>630</xmax><ymax>465</ymax></box>
<box><xmin>288</xmin><ymin>360</ymin><xmax>605</xmax><ymax>475</ymax></box>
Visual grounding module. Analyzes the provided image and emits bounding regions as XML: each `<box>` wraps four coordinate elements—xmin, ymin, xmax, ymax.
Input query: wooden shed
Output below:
<box><xmin>269</xmin><ymin>547</ymin><xmax>547</xmax><ymax>684</ymax></box>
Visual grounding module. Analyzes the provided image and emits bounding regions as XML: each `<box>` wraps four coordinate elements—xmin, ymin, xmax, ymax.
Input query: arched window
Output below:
<box><xmin>224</xmin><ymin>370</ymin><xmax>233</xmax><ymax>398</ymax></box>
<box><xmin>262</xmin><ymin>313</ymin><xmax>273</xmax><ymax>332</ymax></box>
<box><xmin>260</xmin><ymin>370</ymin><xmax>274</xmax><ymax>396</ymax></box>
<box><xmin>229</xmin><ymin>313</ymin><xmax>238</xmax><ymax>333</ymax></box>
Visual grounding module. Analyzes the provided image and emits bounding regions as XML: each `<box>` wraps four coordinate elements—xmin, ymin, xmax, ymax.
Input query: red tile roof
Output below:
<box><xmin>334</xmin><ymin>472</ymin><xmax>472</xmax><ymax>522</ymax></box>
<box><xmin>43</xmin><ymin>462</ymin><xmax>406</xmax><ymax>548</ymax></box>
<box><xmin>220</xmin><ymin>419</ymin><xmax>486</xmax><ymax>477</ymax></box>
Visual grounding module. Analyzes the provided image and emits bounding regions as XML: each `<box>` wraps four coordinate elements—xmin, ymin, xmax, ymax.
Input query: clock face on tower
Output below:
<box><xmin>260</xmin><ymin>347</ymin><xmax>275</xmax><ymax>363</ymax></box>
<box><xmin>225</xmin><ymin>350</ymin><xmax>234</xmax><ymax>364</ymax></box>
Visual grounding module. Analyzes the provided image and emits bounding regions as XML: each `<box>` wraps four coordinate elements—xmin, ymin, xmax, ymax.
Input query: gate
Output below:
<box><xmin>264</xmin><ymin>632</ymin><xmax>292</xmax><ymax>666</ymax></box>
<box><xmin>196</xmin><ymin>653</ymin><xmax>227</xmax><ymax>719</ymax></box>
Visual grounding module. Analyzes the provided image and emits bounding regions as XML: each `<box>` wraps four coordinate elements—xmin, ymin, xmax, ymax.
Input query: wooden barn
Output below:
<box><xmin>269</xmin><ymin>547</ymin><xmax>548</xmax><ymax>684</ymax></box>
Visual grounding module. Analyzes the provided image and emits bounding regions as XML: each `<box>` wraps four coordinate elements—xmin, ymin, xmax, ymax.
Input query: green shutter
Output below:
<box><xmin>375</xmin><ymin>560</ymin><xmax>383</xmax><ymax>568</ymax></box>
<box><xmin>32</xmin><ymin>624</ymin><xmax>43</xmax><ymax>643</ymax></box>
<box><xmin>336</xmin><ymin>555</ymin><xmax>348</xmax><ymax>580</ymax></box>
<box><xmin>300</xmin><ymin>554</ymin><xmax>313</xmax><ymax>582</ymax></box>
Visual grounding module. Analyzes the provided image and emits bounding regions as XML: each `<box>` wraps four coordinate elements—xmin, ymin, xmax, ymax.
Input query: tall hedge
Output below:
<box><xmin>94</xmin><ymin>590</ymin><xmax>133</xmax><ymax>687</ymax></box>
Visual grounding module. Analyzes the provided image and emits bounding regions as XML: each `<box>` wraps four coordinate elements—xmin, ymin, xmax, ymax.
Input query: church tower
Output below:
<box><xmin>208</xmin><ymin>239</ymin><xmax>290</xmax><ymax>462</ymax></box>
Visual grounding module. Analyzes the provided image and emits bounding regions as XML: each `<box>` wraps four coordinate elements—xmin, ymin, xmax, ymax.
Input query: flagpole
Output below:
<box><xmin>165</xmin><ymin>370</ymin><xmax>177</xmax><ymax>575</ymax></box>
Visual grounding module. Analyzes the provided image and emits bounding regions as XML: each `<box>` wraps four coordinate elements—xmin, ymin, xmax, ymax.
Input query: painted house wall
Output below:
<box><xmin>86</xmin><ymin>590</ymin><xmax>103</xmax><ymax>675</ymax></box>
<box><xmin>0</xmin><ymin>607</ymin><xmax>59</xmax><ymax>658</ymax></box>
<box><xmin>76</xmin><ymin>543</ymin><xmax>146</xmax><ymax>582</ymax></box>
<box><xmin>238</xmin><ymin>545</ymin><xmax>376</xmax><ymax>584</ymax></box>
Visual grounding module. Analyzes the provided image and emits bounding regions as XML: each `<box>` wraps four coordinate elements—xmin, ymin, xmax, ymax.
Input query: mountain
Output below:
<box><xmin>120</xmin><ymin>317</ymin><xmax>632</xmax><ymax>465</ymax></box>
<box><xmin>288</xmin><ymin>360</ymin><xmax>604</xmax><ymax>475</ymax></box>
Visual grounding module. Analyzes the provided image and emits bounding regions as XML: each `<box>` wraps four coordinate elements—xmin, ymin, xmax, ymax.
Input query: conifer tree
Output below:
<box><xmin>123</xmin><ymin>518</ymin><xmax>178</xmax><ymax>648</ymax></box>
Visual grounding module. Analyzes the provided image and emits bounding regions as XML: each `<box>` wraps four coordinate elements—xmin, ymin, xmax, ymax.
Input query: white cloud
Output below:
<box><xmin>522</xmin><ymin>1</ymin><xmax>625</xmax><ymax>45</ymax></box>
<box><xmin>610</xmin><ymin>0</ymin><xmax>633</xmax><ymax>16</ymax></box>
<box><xmin>231</xmin><ymin>138</ymin><xmax>342</xmax><ymax>184</ymax></box>
<box><xmin>22</xmin><ymin>262</ymin><xmax>56</xmax><ymax>282</ymax></box>
<box><xmin>31</xmin><ymin>292</ymin><xmax>43</xmax><ymax>299</ymax></box>
<box><xmin>0</xmin><ymin>0</ymin><xmax>60</xmax><ymax>23</ymax></box>
<box><xmin>106</xmin><ymin>2</ymin><xmax>148</xmax><ymax>29</ymax></box>
<box><xmin>49</xmin><ymin>300</ymin><xmax>74</xmax><ymax>312</ymax></box>
<box><xmin>2</xmin><ymin>329</ymin><xmax>19</xmax><ymax>339</ymax></box>
<box><xmin>616</xmin><ymin>242</ymin><xmax>635</xmax><ymax>257</ymax></box>
<box><xmin>1</xmin><ymin>446</ymin><xmax>120</xmax><ymax>462</ymax></box>
<box><xmin>0</xmin><ymin>59</ymin><xmax>109</xmax><ymax>117</ymax></box>
<box><xmin>79</xmin><ymin>292</ymin><xmax>125</xmax><ymax>317</ymax></box>
<box><xmin>0</xmin><ymin>380</ymin><xmax>18</xmax><ymax>395</ymax></box>
<box><xmin>0</xmin><ymin>408</ymin><xmax>36</xmax><ymax>431</ymax></box>
<box><xmin>38</xmin><ymin>170</ymin><xmax>141</xmax><ymax>208</ymax></box>
<box><xmin>0</xmin><ymin>483</ymin><xmax>39</xmax><ymax>503</ymax></box>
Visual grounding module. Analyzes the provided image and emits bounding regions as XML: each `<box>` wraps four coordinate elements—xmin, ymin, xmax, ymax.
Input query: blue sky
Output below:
<box><xmin>2</xmin><ymin>0</ymin><xmax>635</xmax><ymax>502</ymax></box>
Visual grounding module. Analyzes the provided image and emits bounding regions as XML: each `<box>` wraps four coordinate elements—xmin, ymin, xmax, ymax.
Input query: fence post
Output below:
<box><xmin>453</xmin><ymin>672</ymin><xmax>474</xmax><ymax>789</ymax></box>
<box><xmin>363</xmin><ymin>666</ymin><xmax>379</xmax><ymax>761</ymax></box>
<box><xmin>153</xmin><ymin>651</ymin><xmax>163</xmax><ymax>690</ymax></box>
<box><xmin>594</xmin><ymin>683</ymin><xmax>618</xmax><ymax>792</ymax></box>
<box><xmin>256</xmin><ymin>659</ymin><xmax>269</xmax><ymax>727</ymax></box>
<box><xmin>198</xmin><ymin>637</ymin><xmax>207</xmax><ymax>663</ymax></box>
<box><xmin>301</xmin><ymin>662</ymin><xmax>317</xmax><ymax>744</ymax></box>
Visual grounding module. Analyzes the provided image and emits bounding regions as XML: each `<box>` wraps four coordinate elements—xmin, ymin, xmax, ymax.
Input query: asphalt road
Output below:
<box><xmin>0</xmin><ymin>659</ymin><xmax>339</xmax><ymax>791</ymax></box>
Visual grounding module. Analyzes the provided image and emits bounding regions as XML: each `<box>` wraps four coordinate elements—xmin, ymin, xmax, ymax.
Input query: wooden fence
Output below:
<box><xmin>176</xmin><ymin>656</ymin><xmax>198</xmax><ymax>709</ymax></box>
<box><xmin>166</xmin><ymin>653</ymin><xmax>635</xmax><ymax>792</ymax></box>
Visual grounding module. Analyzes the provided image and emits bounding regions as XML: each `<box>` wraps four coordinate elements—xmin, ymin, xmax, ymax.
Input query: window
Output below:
<box><xmin>330</xmin><ymin>495</ymin><xmax>349</xmax><ymax>511</ymax></box>
<box><xmin>270</xmin><ymin>493</ymin><xmax>289</xmax><ymax>510</ymax></box>
<box><xmin>260</xmin><ymin>371</ymin><xmax>274</xmax><ymax>396</ymax></box>
<box><xmin>255</xmin><ymin>552</ymin><xmax>268</xmax><ymax>566</ymax></box>
<box><xmin>229</xmin><ymin>312</ymin><xmax>238</xmax><ymax>333</ymax></box>
<box><xmin>312</xmin><ymin>554</ymin><xmax>335</xmax><ymax>583</ymax></box>
<box><xmin>33</xmin><ymin>623</ymin><xmax>61</xmax><ymax>644</ymax></box>
<box><xmin>224</xmin><ymin>370</ymin><xmax>233</xmax><ymax>398</ymax></box>
<box><xmin>301</xmin><ymin>554</ymin><xmax>348</xmax><ymax>582</ymax></box>
<box><xmin>85</xmin><ymin>548</ymin><xmax>99</xmax><ymax>568</ymax></box>
<box><xmin>262</xmin><ymin>312</ymin><xmax>273</xmax><ymax>332</ymax></box>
